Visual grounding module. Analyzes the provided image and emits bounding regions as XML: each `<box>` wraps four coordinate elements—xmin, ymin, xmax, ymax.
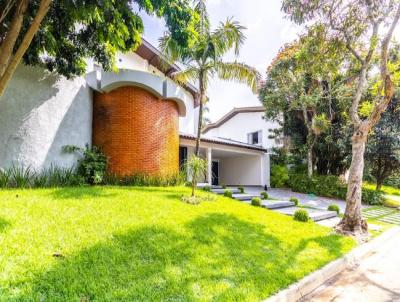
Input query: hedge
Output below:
<box><xmin>287</xmin><ymin>174</ymin><xmax>385</xmax><ymax>205</ymax></box>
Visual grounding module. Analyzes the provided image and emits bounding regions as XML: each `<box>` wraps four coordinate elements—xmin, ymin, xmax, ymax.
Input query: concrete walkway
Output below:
<box><xmin>244</xmin><ymin>187</ymin><xmax>350</xmax><ymax>212</ymax></box>
<box><xmin>303</xmin><ymin>228</ymin><xmax>400</xmax><ymax>302</ymax></box>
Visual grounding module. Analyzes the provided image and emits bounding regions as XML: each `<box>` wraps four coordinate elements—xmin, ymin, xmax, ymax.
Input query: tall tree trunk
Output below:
<box><xmin>195</xmin><ymin>71</ymin><xmax>205</xmax><ymax>156</ymax></box>
<box><xmin>336</xmin><ymin>125</ymin><xmax>369</xmax><ymax>235</ymax></box>
<box><xmin>307</xmin><ymin>144</ymin><xmax>313</xmax><ymax>178</ymax></box>
<box><xmin>0</xmin><ymin>0</ymin><xmax>51</xmax><ymax>97</ymax></box>
<box><xmin>376</xmin><ymin>182</ymin><xmax>383</xmax><ymax>191</ymax></box>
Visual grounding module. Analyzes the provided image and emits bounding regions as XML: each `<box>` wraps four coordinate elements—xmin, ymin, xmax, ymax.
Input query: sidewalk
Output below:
<box><xmin>303</xmin><ymin>227</ymin><xmax>400</xmax><ymax>301</ymax></box>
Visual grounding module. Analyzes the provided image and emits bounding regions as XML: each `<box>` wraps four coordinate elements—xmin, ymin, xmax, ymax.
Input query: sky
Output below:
<box><xmin>139</xmin><ymin>0</ymin><xmax>301</xmax><ymax>122</ymax></box>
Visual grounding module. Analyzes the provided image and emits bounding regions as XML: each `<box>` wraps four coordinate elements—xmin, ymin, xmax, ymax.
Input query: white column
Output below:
<box><xmin>207</xmin><ymin>148</ymin><xmax>212</xmax><ymax>185</ymax></box>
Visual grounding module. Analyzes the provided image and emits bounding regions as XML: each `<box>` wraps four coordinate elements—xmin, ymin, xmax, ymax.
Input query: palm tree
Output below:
<box><xmin>160</xmin><ymin>0</ymin><xmax>260</xmax><ymax>156</ymax></box>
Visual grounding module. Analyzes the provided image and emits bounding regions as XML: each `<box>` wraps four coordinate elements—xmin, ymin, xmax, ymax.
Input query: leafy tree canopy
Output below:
<box><xmin>0</xmin><ymin>0</ymin><xmax>197</xmax><ymax>78</ymax></box>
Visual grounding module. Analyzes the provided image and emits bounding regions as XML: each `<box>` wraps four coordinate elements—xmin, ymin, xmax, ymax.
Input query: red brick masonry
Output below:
<box><xmin>93</xmin><ymin>86</ymin><xmax>179</xmax><ymax>177</ymax></box>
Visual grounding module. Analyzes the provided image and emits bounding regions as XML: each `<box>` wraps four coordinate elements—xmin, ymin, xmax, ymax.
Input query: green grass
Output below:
<box><xmin>0</xmin><ymin>186</ymin><xmax>355</xmax><ymax>301</ymax></box>
<box><xmin>364</xmin><ymin>182</ymin><xmax>400</xmax><ymax>196</ymax></box>
<box><xmin>363</xmin><ymin>183</ymin><xmax>400</xmax><ymax>207</ymax></box>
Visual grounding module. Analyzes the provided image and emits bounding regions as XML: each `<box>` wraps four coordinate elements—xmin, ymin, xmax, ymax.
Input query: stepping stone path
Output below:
<box><xmin>363</xmin><ymin>207</ymin><xmax>400</xmax><ymax>225</ymax></box>
<box><xmin>197</xmin><ymin>184</ymin><xmax>338</xmax><ymax>222</ymax></box>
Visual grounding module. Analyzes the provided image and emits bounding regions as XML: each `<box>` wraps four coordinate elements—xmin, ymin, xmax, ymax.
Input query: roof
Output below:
<box><xmin>202</xmin><ymin>106</ymin><xmax>265</xmax><ymax>133</ymax></box>
<box><xmin>135</xmin><ymin>38</ymin><xmax>199</xmax><ymax>103</ymax></box>
<box><xmin>180</xmin><ymin>133</ymin><xmax>267</xmax><ymax>152</ymax></box>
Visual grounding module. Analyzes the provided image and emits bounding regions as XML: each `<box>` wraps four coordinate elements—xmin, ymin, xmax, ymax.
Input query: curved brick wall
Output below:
<box><xmin>93</xmin><ymin>86</ymin><xmax>179</xmax><ymax>177</ymax></box>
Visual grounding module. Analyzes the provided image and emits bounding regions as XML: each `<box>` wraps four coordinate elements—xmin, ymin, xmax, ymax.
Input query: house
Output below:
<box><xmin>0</xmin><ymin>39</ymin><xmax>274</xmax><ymax>187</ymax></box>
<box><xmin>200</xmin><ymin>106</ymin><xmax>282</xmax><ymax>186</ymax></box>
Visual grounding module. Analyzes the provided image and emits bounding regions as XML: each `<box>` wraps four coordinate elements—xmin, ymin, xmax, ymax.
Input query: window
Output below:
<box><xmin>248</xmin><ymin>131</ymin><xmax>262</xmax><ymax>145</ymax></box>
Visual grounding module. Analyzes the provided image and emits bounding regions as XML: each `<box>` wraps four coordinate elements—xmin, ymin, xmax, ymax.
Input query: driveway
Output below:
<box><xmin>244</xmin><ymin>187</ymin><xmax>352</xmax><ymax>212</ymax></box>
<box><xmin>304</xmin><ymin>227</ymin><xmax>400</xmax><ymax>302</ymax></box>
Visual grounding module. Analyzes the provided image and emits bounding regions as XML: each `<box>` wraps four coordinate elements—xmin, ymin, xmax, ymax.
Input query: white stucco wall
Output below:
<box><xmin>219</xmin><ymin>155</ymin><xmax>263</xmax><ymax>186</ymax></box>
<box><xmin>0</xmin><ymin>65</ymin><xmax>92</xmax><ymax>170</ymax></box>
<box><xmin>205</xmin><ymin>111</ymin><xmax>280</xmax><ymax>150</ymax></box>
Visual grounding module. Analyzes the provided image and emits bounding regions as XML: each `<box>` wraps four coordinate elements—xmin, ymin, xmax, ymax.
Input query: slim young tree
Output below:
<box><xmin>160</xmin><ymin>0</ymin><xmax>260</xmax><ymax>157</ymax></box>
<box><xmin>0</xmin><ymin>0</ymin><xmax>195</xmax><ymax>97</ymax></box>
<box><xmin>282</xmin><ymin>0</ymin><xmax>400</xmax><ymax>236</ymax></box>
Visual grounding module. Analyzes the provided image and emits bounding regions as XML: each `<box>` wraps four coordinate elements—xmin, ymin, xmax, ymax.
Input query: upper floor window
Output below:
<box><xmin>248</xmin><ymin>131</ymin><xmax>262</xmax><ymax>145</ymax></box>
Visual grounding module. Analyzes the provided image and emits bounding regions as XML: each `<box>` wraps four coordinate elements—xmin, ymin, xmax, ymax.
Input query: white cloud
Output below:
<box><xmin>139</xmin><ymin>1</ymin><xmax>302</xmax><ymax>121</ymax></box>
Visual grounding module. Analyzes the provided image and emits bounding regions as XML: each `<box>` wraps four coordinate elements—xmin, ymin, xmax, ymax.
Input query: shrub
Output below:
<box><xmin>77</xmin><ymin>146</ymin><xmax>107</xmax><ymax>185</ymax></box>
<box><xmin>287</xmin><ymin>174</ymin><xmax>385</xmax><ymax>205</ymax></box>
<box><xmin>221</xmin><ymin>184</ymin><xmax>227</xmax><ymax>189</ymax></box>
<box><xmin>181</xmin><ymin>195</ymin><xmax>202</xmax><ymax>205</ymax></box>
<box><xmin>224</xmin><ymin>190</ymin><xmax>233</xmax><ymax>198</ymax></box>
<box><xmin>63</xmin><ymin>144</ymin><xmax>107</xmax><ymax>185</ymax></box>
<box><xmin>327</xmin><ymin>204</ymin><xmax>340</xmax><ymax>214</ymax></box>
<box><xmin>0</xmin><ymin>168</ymin><xmax>11</xmax><ymax>188</ymax></box>
<box><xmin>289</xmin><ymin>197</ymin><xmax>299</xmax><ymax>206</ymax></box>
<box><xmin>260</xmin><ymin>191</ymin><xmax>269</xmax><ymax>199</ymax></box>
<box><xmin>270</xmin><ymin>165</ymin><xmax>289</xmax><ymax>188</ymax></box>
<box><xmin>251</xmin><ymin>197</ymin><xmax>262</xmax><ymax>207</ymax></box>
<box><xmin>294</xmin><ymin>209</ymin><xmax>309</xmax><ymax>222</ymax></box>
<box><xmin>117</xmin><ymin>173</ymin><xmax>183</xmax><ymax>187</ymax></box>
<box><xmin>238</xmin><ymin>186</ymin><xmax>245</xmax><ymax>193</ymax></box>
<box><xmin>9</xmin><ymin>165</ymin><xmax>34</xmax><ymax>188</ymax></box>
<box><xmin>203</xmin><ymin>185</ymin><xmax>211</xmax><ymax>192</ymax></box>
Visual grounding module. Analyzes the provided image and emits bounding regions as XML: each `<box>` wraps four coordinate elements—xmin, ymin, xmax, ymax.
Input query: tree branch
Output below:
<box><xmin>0</xmin><ymin>0</ymin><xmax>52</xmax><ymax>96</ymax></box>
<box><xmin>0</xmin><ymin>0</ymin><xmax>29</xmax><ymax>77</ymax></box>
<box><xmin>0</xmin><ymin>0</ymin><xmax>16</xmax><ymax>25</ymax></box>
<box><xmin>367</xmin><ymin>3</ymin><xmax>400</xmax><ymax>128</ymax></box>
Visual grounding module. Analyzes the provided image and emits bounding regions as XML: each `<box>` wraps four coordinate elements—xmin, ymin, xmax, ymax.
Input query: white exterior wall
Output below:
<box><xmin>0</xmin><ymin>65</ymin><xmax>92</xmax><ymax>170</ymax></box>
<box><xmin>0</xmin><ymin>50</ymin><xmax>197</xmax><ymax>170</ymax></box>
<box><xmin>219</xmin><ymin>155</ymin><xmax>262</xmax><ymax>186</ymax></box>
<box><xmin>205</xmin><ymin>111</ymin><xmax>280</xmax><ymax>150</ymax></box>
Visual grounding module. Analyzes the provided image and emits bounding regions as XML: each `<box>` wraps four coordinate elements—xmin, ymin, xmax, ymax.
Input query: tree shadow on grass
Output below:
<box><xmin>0</xmin><ymin>217</ymin><xmax>10</xmax><ymax>232</ymax></box>
<box><xmin>48</xmin><ymin>186</ymin><xmax>119</xmax><ymax>200</ymax></box>
<box><xmin>9</xmin><ymin>214</ymin><xmax>348</xmax><ymax>301</ymax></box>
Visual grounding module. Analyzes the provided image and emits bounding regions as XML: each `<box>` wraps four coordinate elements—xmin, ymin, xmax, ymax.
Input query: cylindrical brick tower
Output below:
<box><xmin>92</xmin><ymin>86</ymin><xmax>179</xmax><ymax>177</ymax></box>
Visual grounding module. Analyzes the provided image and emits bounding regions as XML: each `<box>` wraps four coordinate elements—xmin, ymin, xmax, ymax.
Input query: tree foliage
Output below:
<box><xmin>259</xmin><ymin>25</ymin><xmax>353</xmax><ymax>176</ymax></box>
<box><xmin>282</xmin><ymin>0</ymin><xmax>400</xmax><ymax>235</ymax></box>
<box><xmin>366</xmin><ymin>97</ymin><xmax>400</xmax><ymax>190</ymax></box>
<box><xmin>0</xmin><ymin>0</ymin><xmax>196</xmax><ymax>95</ymax></box>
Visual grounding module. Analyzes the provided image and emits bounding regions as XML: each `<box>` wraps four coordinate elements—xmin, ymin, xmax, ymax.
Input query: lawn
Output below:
<box><xmin>364</xmin><ymin>182</ymin><xmax>400</xmax><ymax>197</ymax></box>
<box><xmin>0</xmin><ymin>186</ymin><xmax>355</xmax><ymax>301</ymax></box>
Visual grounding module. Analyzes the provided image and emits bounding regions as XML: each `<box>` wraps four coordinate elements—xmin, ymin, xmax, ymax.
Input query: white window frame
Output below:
<box><xmin>247</xmin><ymin>130</ymin><xmax>262</xmax><ymax>146</ymax></box>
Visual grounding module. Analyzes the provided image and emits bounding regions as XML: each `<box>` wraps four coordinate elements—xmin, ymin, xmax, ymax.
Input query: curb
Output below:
<box><xmin>264</xmin><ymin>226</ymin><xmax>400</xmax><ymax>302</ymax></box>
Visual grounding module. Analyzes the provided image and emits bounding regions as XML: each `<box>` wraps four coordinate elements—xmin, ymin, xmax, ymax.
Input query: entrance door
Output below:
<box><xmin>212</xmin><ymin>161</ymin><xmax>219</xmax><ymax>186</ymax></box>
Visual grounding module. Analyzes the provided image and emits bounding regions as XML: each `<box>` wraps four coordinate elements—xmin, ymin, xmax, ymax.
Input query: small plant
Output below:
<box><xmin>221</xmin><ymin>184</ymin><xmax>227</xmax><ymax>189</ymax></box>
<box><xmin>203</xmin><ymin>185</ymin><xmax>211</xmax><ymax>192</ymax></box>
<box><xmin>290</xmin><ymin>197</ymin><xmax>299</xmax><ymax>206</ymax></box>
<box><xmin>0</xmin><ymin>168</ymin><xmax>11</xmax><ymax>188</ymax></box>
<box><xmin>181</xmin><ymin>195</ymin><xmax>202</xmax><ymax>205</ymax></box>
<box><xmin>251</xmin><ymin>197</ymin><xmax>262</xmax><ymax>207</ymax></box>
<box><xmin>9</xmin><ymin>165</ymin><xmax>34</xmax><ymax>188</ymax></box>
<box><xmin>183</xmin><ymin>155</ymin><xmax>207</xmax><ymax>197</ymax></box>
<box><xmin>238</xmin><ymin>186</ymin><xmax>245</xmax><ymax>193</ymax></box>
<box><xmin>327</xmin><ymin>204</ymin><xmax>340</xmax><ymax>214</ymax></box>
<box><xmin>294</xmin><ymin>209</ymin><xmax>309</xmax><ymax>222</ymax></box>
<box><xmin>224</xmin><ymin>190</ymin><xmax>233</xmax><ymax>198</ymax></box>
<box><xmin>261</xmin><ymin>191</ymin><xmax>269</xmax><ymax>199</ymax></box>
<box><xmin>64</xmin><ymin>145</ymin><xmax>107</xmax><ymax>185</ymax></box>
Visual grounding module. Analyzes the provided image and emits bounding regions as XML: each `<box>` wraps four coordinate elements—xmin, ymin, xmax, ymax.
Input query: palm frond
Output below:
<box><xmin>212</xmin><ymin>18</ymin><xmax>246</xmax><ymax>56</ymax></box>
<box><xmin>159</xmin><ymin>35</ymin><xmax>194</xmax><ymax>65</ymax></box>
<box><xmin>170</xmin><ymin>66</ymin><xmax>199</xmax><ymax>86</ymax></box>
<box><xmin>215</xmin><ymin>61</ymin><xmax>261</xmax><ymax>93</ymax></box>
<box><xmin>194</xmin><ymin>0</ymin><xmax>210</xmax><ymax>34</ymax></box>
